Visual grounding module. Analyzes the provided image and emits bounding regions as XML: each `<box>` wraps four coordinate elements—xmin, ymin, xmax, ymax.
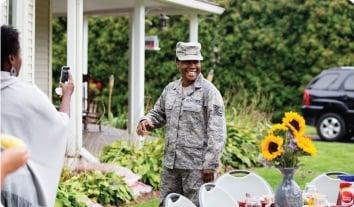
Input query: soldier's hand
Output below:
<box><xmin>201</xmin><ymin>169</ymin><xmax>215</xmax><ymax>183</ymax></box>
<box><xmin>136</xmin><ymin>119</ymin><xmax>154</xmax><ymax>136</ymax></box>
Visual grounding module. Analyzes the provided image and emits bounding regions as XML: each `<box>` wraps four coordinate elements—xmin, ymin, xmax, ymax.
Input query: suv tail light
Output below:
<box><xmin>303</xmin><ymin>89</ymin><xmax>310</xmax><ymax>106</ymax></box>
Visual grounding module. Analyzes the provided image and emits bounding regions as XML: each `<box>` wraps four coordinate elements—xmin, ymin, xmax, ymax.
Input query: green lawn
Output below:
<box><xmin>305</xmin><ymin>126</ymin><xmax>317</xmax><ymax>136</ymax></box>
<box><xmin>253</xmin><ymin>141</ymin><xmax>354</xmax><ymax>189</ymax></box>
<box><xmin>128</xmin><ymin>198</ymin><xmax>159</xmax><ymax>207</ymax></box>
<box><xmin>130</xmin><ymin>141</ymin><xmax>354</xmax><ymax>207</ymax></box>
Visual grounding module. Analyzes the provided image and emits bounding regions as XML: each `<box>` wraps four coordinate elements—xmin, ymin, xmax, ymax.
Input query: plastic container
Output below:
<box><xmin>338</xmin><ymin>175</ymin><xmax>354</xmax><ymax>182</ymax></box>
<box><xmin>337</xmin><ymin>181</ymin><xmax>354</xmax><ymax>206</ymax></box>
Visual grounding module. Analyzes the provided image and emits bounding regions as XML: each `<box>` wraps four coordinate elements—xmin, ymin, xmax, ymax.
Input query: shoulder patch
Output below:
<box><xmin>213</xmin><ymin>104</ymin><xmax>223</xmax><ymax>117</ymax></box>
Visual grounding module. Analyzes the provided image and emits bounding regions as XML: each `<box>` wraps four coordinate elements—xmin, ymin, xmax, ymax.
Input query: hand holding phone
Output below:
<box><xmin>60</xmin><ymin>66</ymin><xmax>70</xmax><ymax>83</ymax></box>
<box><xmin>56</xmin><ymin>66</ymin><xmax>73</xmax><ymax>96</ymax></box>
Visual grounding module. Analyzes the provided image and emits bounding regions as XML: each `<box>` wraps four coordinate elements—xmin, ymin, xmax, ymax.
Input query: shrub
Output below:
<box><xmin>222</xmin><ymin>107</ymin><xmax>271</xmax><ymax>169</ymax></box>
<box><xmin>100</xmin><ymin>138</ymin><xmax>164</xmax><ymax>189</ymax></box>
<box><xmin>56</xmin><ymin>169</ymin><xmax>133</xmax><ymax>207</ymax></box>
<box><xmin>102</xmin><ymin>111</ymin><xmax>128</xmax><ymax>129</ymax></box>
<box><xmin>221</xmin><ymin>82</ymin><xmax>272</xmax><ymax>169</ymax></box>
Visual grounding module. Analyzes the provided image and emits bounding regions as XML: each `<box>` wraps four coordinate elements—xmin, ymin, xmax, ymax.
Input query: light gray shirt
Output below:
<box><xmin>1</xmin><ymin>71</ymin><xmax>69</xmax><ymax>207</ymax></box>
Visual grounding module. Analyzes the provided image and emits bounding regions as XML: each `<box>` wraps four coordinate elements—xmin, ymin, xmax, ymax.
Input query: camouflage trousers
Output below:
<box><xmin>160</xmin><ymin>167</ymin><xmax>203</xmax><ymax>207</ymax></box>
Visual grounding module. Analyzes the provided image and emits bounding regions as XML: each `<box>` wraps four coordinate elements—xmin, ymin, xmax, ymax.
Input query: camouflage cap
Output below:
<box><xmin>176</xmin><ymin>42</ymin><xmax>203</xmax><ymax>61</ymax></box>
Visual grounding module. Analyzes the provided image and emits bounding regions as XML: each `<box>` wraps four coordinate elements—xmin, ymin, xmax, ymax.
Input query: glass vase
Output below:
<box><xmin>275</xmin><ymin>167</ymin><xmax>303</xmax><ymax>207</ymax></box>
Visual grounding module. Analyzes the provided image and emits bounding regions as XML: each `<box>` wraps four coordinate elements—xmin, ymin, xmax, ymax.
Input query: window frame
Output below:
<box><xmin>343</xmin><ymin>74</ymin><xmax>354</xmax><ymax>91</ymax></box>
<box><xmin>309</xmin><ymin>73</ymin><xmax>340</xmax><ymax>90</ymax></box>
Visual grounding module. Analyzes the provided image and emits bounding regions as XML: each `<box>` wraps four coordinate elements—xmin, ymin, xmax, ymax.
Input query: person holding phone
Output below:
<box><xmin>136</xmin><ymin>42</ymin><xmax>226</xmax><ymax>207</ymax></box>
<box><xmin>1</xmin><ymin>25</ymin><xmax>74</xmax><ymax>207</ymax></box>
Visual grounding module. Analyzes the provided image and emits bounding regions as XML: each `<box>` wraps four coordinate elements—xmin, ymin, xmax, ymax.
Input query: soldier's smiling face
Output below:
<box><xmin>177</xmin><ymin>60</ymin><xmax>201</xmax><ymax>83</ymax></box>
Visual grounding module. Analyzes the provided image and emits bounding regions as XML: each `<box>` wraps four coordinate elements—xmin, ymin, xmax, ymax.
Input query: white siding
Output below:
<box><xmin>1</xmin><ymin>0</ymin><xmax>8</xmax><ymax>25</ymax></box>
<box><xmin>23</xmin><ymin>0</ymin><xmax>35</xmax><ymax>83</ymax></box>
<box><xmin>13</xmin><ymin>0</ymin><xmax>35</xmax><ymax>84</ymax></box>
<box><xmin>35</xmin><ymin>0</ymin><xmax>51</xmax><ymax>97</ymax></box>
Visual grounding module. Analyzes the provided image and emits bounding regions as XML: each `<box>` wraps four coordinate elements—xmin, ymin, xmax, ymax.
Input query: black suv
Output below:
<box><xmin>302</xmin><ymin>67</ymin><xmax>354</xmax><ymax>141</ymax></box>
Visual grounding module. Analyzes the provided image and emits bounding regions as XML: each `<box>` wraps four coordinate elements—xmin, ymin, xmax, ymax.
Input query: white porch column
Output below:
<box><xmin>83</xmin><ymin>16</ymin><xmax>88</xmax><ymax>75</ymax></box>
<box><xmin>189</xmin><ymin>14</ymin><xmax>198</xmax><ymax>42</ymax></box>
<box><xmin>83</xmin><ymin>16</ymin><xmax>88</xmax><ymax>111</ymax></box>
<box><xmin>66</xmin><ymin>0</ymin><xmax>83</xmax><ymax>157</ymax></box>
<box><xmin>128</xmin><ymin>0</ymin><xmax>145</xmax><ymax>134</ymax></box>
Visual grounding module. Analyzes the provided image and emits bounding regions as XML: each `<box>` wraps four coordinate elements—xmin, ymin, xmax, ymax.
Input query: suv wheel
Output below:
<box><xmin>316</xmin><ymin>113</ymin><xmax>346</xmax><ymax>141</ymax></box>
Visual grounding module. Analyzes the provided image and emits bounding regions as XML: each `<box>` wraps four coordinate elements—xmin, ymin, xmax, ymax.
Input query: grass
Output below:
<box><xmin>128</xmin><ymin>198</ymin><xmax>159</xmax><ymax>207</ymax></box>
<box><xmin>305</xmin><ymin>125</ymin><xmax>317</xmax><ymax>136</ymax></box>
<box><xmin>131</xmin><ymin>141</ymin><xmax>354</xmax><ymax>206</ymax></box>
<box><xmin>253</xmin><ymin>141</ymin><xmax>354</xmax><ymax>189</ymax></box>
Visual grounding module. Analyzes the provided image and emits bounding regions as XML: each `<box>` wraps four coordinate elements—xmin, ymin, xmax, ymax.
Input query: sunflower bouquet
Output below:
<box><xmin>260</xmin><ymin>112</ymin><xmax>316</xmax><ymax>168</ymax></box>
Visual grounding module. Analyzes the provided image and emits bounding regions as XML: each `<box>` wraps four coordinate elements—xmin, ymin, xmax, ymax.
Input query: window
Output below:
<box><xmin>343</xmin><ymin>74</ymin><xmax>354</xmax><ymax>90</ymax></box>
<box><xmin>310</xmin><ymin>74</ymin><xmax>339</xmax><ymax>90</ymax></box>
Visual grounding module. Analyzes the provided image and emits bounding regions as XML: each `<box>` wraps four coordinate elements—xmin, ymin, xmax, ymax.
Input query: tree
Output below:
<box><xmin>52</xmin><ymin>0</ymin><xmax>354</xmax><ymax>120</ymax></box>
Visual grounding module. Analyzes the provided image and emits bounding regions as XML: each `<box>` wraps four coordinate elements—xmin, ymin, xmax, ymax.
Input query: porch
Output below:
<box><xmin>0</xmin><ymin>0</ymin><xmax>224</xmax><ymax>157</ymax></box>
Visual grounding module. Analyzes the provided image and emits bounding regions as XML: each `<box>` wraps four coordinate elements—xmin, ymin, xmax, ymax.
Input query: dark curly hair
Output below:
<box><xmin>1</xmin><ymin>25</ymin><xmax>20</xmax><ymax>70</ymax></box>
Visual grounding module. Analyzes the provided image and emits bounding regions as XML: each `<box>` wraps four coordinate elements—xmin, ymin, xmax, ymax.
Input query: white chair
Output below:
<box><xmin>215</xmin><ymin>170</ymin><xmax>273</xmax><ymax>203</ymax></box>
<box><xmin>308</xmin><ymin>171</ymin><xmax>348</xmax><ymax>204</ymax></box>
<box><xmin>164</xmin><ymin>193</ymin><xmax>196</xmax><ymax>207</ymax></box>
<box><xmin>199</xmin><ymin>183</ymin><xmax>236</xmax><ymax>207</ymax></box>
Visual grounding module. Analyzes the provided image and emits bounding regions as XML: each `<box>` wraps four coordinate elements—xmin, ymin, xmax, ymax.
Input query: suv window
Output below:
<box><xmin>310</xmin><ymin>73</ymin><xmax>339</xmax><ymax>89</ymax></box>
<box><xmin>344</xmin><ymin>74</ymin><xmax>354</xmax><ymax>90</ymax></box>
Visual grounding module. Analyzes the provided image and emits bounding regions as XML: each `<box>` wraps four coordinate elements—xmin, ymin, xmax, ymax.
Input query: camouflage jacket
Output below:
<box><xmin>141</xmin><ymin>74</ymin><xmax>226</xmax><ymax>170</ymax></box>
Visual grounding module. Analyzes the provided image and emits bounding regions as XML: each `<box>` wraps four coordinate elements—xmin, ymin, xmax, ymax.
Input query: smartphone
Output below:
<box><xmin>60</xmin><ymin>66</ymin><xmax>70</xmax><ymax>83</ymax></box>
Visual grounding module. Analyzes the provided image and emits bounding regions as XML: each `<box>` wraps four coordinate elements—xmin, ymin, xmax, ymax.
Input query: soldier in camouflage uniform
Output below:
<box><xmin>136</xmin><ymin>42</ymin><xmax>226</xmax><ymax>207</ymax></box>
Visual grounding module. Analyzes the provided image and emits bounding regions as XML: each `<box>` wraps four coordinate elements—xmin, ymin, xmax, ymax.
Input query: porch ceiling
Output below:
<box><xmin>52</xmin><ymin>0</ymin><xmax>224</xmax><ymax>16</ymax></box>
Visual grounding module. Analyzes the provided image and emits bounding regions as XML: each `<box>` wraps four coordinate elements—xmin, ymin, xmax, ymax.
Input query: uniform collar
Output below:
<box><xmin>173</xmin><ymin>73</ymin><xmax>204</xmax><ymax>91</ymax></box>
<box><xmin>194</xmin><ymin>73</ymin><xmax>204</xmax><ymax>89</ymax></box>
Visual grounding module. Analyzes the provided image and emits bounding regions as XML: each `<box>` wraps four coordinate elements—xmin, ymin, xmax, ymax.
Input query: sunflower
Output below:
<box><xmin>269</xmin><ymin>124</ymin><xmax>289</xmax><ymax>137</ymax></box>
<box><xmin>282</xmin><ymin>111</ymin><xmax>306</xmax><ymax>136</ymax></box>
<box><xmin>261</xmin><ymin>134</ymin><xmax>284</xmax><ymax>160</ymax></box>
<box><xmin>297</xmin><ymin>136</ymin><xmax>317</xmax><ymax>156</ymax></box>
<box><xmin>293</xmin><ymin>131</ymin><xmax>305</xmax><ymax>145</ymax></box>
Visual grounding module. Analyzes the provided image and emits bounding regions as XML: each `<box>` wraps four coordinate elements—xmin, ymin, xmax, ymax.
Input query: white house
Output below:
<box><xmin>1</xmin><ymin>0</ymin><xmax>224</xmax><ymax>157</ymax></box>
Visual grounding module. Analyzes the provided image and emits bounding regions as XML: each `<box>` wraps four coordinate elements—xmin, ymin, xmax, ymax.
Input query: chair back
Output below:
<box><xmin>308</xmin><ymin>171</ymin><xmax>348</xmax><ymax>204</ymax></box>
<box><xmin>164</xmin><ymin>193</ymin><xmax>196</xmax><ymax>207</ymax></box>
<box><xmin>199</xmin><ymin>183</ymin><xmax>235</xmax><ymax>207</ymax></box>
<box><xmin>215</xmin><ymin>170</ymin><xmax>273</xmax><ymax>203</ymax></box>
